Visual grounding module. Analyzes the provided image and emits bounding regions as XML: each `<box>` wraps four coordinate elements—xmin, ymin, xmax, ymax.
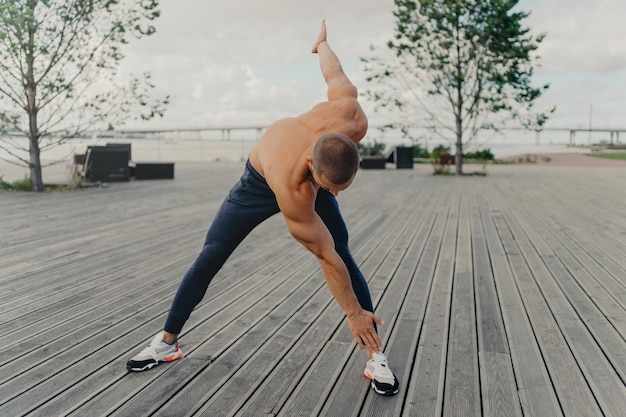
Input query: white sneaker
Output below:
<box><xmin>126</xmin><ymin>332</ymin><xmax>183</xmax><ymax>372</ymax></box>
<box><xmin>364</xmin><ymin>352</ymin><xmax>400</xmax><ymax>396</ymax></box>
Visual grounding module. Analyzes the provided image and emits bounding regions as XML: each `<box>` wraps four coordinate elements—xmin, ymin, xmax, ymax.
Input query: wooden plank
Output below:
<box><xmin>403</xmin><ymin>190</ymin><xmax>459</xmax><ymax>417</ymax></box>
<box><xmin>0</xmin><ymin>223</ymin><xmax>308</xmax><ymax>415</ymax></box>
<box><xmin>119</xmin><ymin>263</ymin><xmax>328</xmax><ymax>417</ymax></box>
<box><xmin>469</xmin><ymin>185</ymin><xmax>523</xmax><ymax>417</ymax></box>
<box><xmin>525</xmin><ymin>171</ymin><xmax>626</xmax><ymax>274</ymax></box>
<box><xmin>360</xmin><ymin>183</ymin><xmax>451</xmax><ymax>417</ymax></box>
<box><xmin>520</xmin><ymin>181</ymin><xmax>626</xmax><ymax>300</ymax></box>
<box><xmin>479</xmin><ymin>195</ymin><xmax>563</xmax><ymax>417</ymax></box>
<box><xmin>480</xmin><ymin>353</ymin><xmax>524</xmax><ymax>417</ymax></box>
<box><xmin>279</xmin><ymin>341</ymin><xmax>354</xmax><ymax>417</ymax></box>
<box><xmin>515</xmin><ymin>207</ymin><xmax>626</xmax><ymax>372</ymax></box>
<box><xmin>320</xmin><ymin>191</ymin><xmax>441</xmax><ymax>417</ymax></box>
<box><xmin>444</xmin><ymin>191</ymin><xmax>481</xmax><ymax>417</ymax></box>
<box><xmin>65</xmin><ymin>248</ymin><xmax>318</xmax><ymax>416</ymax></box>
<box><xmin>8</xmin><ymin>239</ymin><xmax>304</xmax><ymax>414</ymax></box>
<box><xmin>491</xmin><ymin>205</ymin><xmax>603</xmax><ymax>417</ymax></box>
<box><xmin>503</xmin><ymin>202</ymin><xmax>626</xmax><ymax>416</ymax></box>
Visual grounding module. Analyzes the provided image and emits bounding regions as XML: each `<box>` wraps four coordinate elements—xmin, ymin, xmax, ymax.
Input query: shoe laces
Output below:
<box><xmin>139</xmin><ymin>337</ymin><xmax>162</xmax><ymax>357</ymax></box>
<box><xmin>372</xmin><ymin>352</ymin><xmax>393</xmax><ymax>378</ymax></box>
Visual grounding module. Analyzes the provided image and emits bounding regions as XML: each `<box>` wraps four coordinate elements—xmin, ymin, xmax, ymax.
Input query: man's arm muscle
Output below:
<box><xmin>271</xmin><ymin>181</ymin><xmax>383</xmax><ymax>352</ymax></box>
<box><xmin>274</xmin><ymin>184</ymin><xmax>361</xmax><ymax>317</ymax></box>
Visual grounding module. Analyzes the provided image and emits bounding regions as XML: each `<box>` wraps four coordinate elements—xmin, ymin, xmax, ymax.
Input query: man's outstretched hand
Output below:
<box><xmin>311</xmin><ymin>19</ymin><xmax>327</xmax><ymax>54</ymax></box>
<box><xmin>347</xmin><ymin>309</ymin><xmax>384</xmax><ymax>352</ymax></box>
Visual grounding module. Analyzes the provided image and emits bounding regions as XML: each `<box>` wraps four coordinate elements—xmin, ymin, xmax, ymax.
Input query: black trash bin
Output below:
<box><xmin>395</xmin><ymin>146</ymin><xmax>413</xmax><ymax>169</ymax></box>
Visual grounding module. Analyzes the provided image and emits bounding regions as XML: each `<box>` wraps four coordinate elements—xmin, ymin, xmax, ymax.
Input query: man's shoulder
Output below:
<box><xmin>262</xmin><ymin>156</ymin><xmax>312</xmax><ymax>196</ymax></box>
<box><xmin>299</xmin><ymin>99</ymin><xmax>365</xmax><ymax>132</ymax></box>
<box><xmin>309</xmin><ymin>96</ymin><xmax>360</xmax><ymax>112</ymax></box>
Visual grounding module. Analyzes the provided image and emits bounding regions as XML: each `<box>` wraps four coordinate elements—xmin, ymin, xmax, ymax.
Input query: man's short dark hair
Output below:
<box><xmin>312</xmin><ymin>133</ymin><xmax>360</xmax><ymax>185</ymax></box>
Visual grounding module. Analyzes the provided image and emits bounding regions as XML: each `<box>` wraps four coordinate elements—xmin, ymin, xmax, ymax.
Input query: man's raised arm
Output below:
<box><xmin>311</xmin><ymin>20</ymin><xmax>358</xmax><ymax>101</ymax></box>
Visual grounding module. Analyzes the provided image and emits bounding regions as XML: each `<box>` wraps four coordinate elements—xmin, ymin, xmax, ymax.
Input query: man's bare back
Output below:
<box><xmin>248</xmin><ymin>98</ymin><xmax>367</xmax><ymax>192</ymax></box>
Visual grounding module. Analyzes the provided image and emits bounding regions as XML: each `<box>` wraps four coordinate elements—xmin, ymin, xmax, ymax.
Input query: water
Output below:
<box><xmin>0</xmin><ymin>128</ymin><xmax>596</xmax><ymax>183</ymax></box>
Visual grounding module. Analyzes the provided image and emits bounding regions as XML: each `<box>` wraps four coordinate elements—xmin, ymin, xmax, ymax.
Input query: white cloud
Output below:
<box><xmin>243</xmin><ymin>66</ymin><xmax>263</xmax><ymax>88</ymax></box>
<box><xmin>192</xmin><ymin>83</ymin><xmax>203</xmax><ymax>99</ymax></box>
<box><xmin>524</xmin><ymin>0</ymin><xmax>626</xmax><ymax>73</ymax></box>
<box><xmin>119</xmin><ymin>0</ymin><xmax>626</xmax><ymax>130</ymax></box>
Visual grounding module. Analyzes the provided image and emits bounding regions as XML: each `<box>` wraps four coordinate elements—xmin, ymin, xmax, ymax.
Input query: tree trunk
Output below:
<box><xmin>29</xmin><ymin>135</ymin><xmax>43</xmax><ymax>191</ymax></box>
<box><xmin>26</xmin><ymin>4</ymin><xmax>43</xmax><ymax>192</ymax></box>
<box><xmin>27</xmin><ymin>85</ymin><xmax>43</xmax><ymax>191</ymax></box>
<box><xmin>455</xmin><ymin>100</ymin><xmax>464</xmax><ymax>175</ymax></box>
<box><xmin>454</xmin><ymin>17</ymin><xmax>464</xmax><ymax>176</ymax></box>
<box><xmin>455</xmin><ymin>135</ymin><xmax>463</xmax><ymax>175</ymax></box>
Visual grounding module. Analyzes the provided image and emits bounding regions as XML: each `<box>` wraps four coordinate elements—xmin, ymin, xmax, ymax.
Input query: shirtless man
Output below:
<box><xmin>126</xmin><ymin>20</ymin><xmax>399</xmax><ymax>396</ymax></box>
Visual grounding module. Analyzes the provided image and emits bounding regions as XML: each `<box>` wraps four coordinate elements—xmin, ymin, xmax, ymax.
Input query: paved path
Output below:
<box><xmin>1</xmin><ymin>162</ymin><xmax>625</xmax><ymax>416</ymax></box>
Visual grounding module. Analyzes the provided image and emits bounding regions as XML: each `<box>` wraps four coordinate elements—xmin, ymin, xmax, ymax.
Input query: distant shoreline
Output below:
<box><xmin>500</xmin><ymin>152</ymin><xmax>626</xmax><ymax>167</ymax></box>
<box><xmin>1</xmin><ymin>140</ymin><xmax>623</xmax><ymax>184</ymax></box>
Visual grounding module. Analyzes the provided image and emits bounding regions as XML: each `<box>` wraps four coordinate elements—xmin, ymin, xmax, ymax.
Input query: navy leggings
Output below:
<box><xmin>164</xmin><ymin>160</ymin><xmax>374</xmax><ymax>334</ymax></box>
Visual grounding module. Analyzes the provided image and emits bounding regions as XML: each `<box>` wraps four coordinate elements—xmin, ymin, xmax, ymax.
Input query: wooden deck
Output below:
<box><xmin>1</xmin><ymin>161</ymin><xmax>625</xmax><ymax>417</ymax></box>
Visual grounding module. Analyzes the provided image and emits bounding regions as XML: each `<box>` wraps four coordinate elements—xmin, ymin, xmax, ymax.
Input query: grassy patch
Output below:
<box><xmin>0</xmin><ymin>175</ymin><xmax>87</xmax><ymax>192</ymax></box>
<box><xmin>0</xmin><ymin>176</ymin><xmax>32</xmax><ymax>191</ymax></box>
<box><xmin>588</xmin><ymin>153</ymin><xmax>626</xmax><ymax>161</ymax></box>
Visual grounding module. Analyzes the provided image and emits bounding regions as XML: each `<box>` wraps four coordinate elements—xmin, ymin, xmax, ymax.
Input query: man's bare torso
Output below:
<box><xmin>248</xmin><ymin>97</ymin><xmax>367</xmax><ymax>194</ymax></box>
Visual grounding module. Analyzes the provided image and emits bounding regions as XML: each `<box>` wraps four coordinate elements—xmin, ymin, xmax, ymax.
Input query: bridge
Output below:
<box><xmin>495</xmin><ymin>125</ymin><xmax>626</xmax><ymax>145</ymax></box>
<box><xmin>112</xmin><ymin>124</ymin><xmax>626</xmax><ymax>146</ymax></box>
<box><xmin>115</xmin><ymin>125</ymin><xmax>267</xmax><ymax>141</ymax></box>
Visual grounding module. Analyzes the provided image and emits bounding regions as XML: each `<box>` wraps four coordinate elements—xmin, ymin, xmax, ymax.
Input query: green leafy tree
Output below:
<box><xmin>362</xmin><ymin>0</ymin><xmax>553</xmax><ymax>175</ymax></box>
<box><xmin>0</xmin><ymin>0</ymin><xmax>168</xmax><ymax>191</ymax></box>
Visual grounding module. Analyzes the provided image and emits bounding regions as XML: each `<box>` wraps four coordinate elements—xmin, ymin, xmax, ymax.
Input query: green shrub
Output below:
<box><xmin>431</xmin><ymin>144</ymin><xmax>451</xmax><ymax>159</ymax></box>
<box><xmin>412</xmin><ymin>144</ymin><xmax>430</xmax><ymax>158</ymax></box>
<box><xmin>0</xmin><ymin>174</ymin><xmax>86</xmax><ymax>192</ymax></box>
<box><xmin>0</xmin><ymin>176</ymin><xmax>32</xmax><ymax>191</ymax></box>
<box><xmin>12</xmin><ymin>176</ymin><xmax>32</xmax><ymax>191</ymax></box>
<box><xmin>463</xmin><ymin>148</ymin><xmax>494</xmax><ymax>160</ymax></box>
<box><xmin>357</xmin><ymin>140</ymin><xmax>386</xmax><ymax>156</ymax></box>
<box><xmin>0</xmin><ymin>176</ymin><xmax>11</xmax><ymax>190</ymax></box>
<box><xmin>432</xmin><ymin>165</ymin><xmax>452</xmax><ymax>175</ymax></box>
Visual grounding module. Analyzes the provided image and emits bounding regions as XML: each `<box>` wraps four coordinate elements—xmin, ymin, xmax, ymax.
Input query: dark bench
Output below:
<box><xmin>131</xmin><ymin>162</ymin><xmax>175</xmax><ymax>180</ymax></box>
<box><xmin>77</xmin><ymin>144</ymin><xmax>174</xmax><ymax>182</ymax></box>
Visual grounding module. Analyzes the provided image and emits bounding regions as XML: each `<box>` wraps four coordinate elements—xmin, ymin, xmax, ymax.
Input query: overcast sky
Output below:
<box><xmin>122</xmin><ymin>0</ymin><xmax>626</xmax><ymax>132</ymax></box>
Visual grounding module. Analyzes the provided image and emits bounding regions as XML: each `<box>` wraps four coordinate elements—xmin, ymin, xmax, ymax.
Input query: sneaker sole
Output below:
<box><xmin>365</xmin><ymin>369</ymin><xmax>399</xmax><ymax>396</ymax></box>
<box><xmin>127</xmin><ymin>361</ymin><xmax>158</xmax><ymax>372</ymax></box>
<box><xmin>163</xmin><ymin>351</ymin><xmax>183</xmax><ymax>362</ymax></box>
<box><xmin>371</xmin><ymin>381</ymin><xmax>399</xmax><ymax>396</ymax></box>
<box><xmin>126</xmin><ymin>350</ymin><xmax>183</xmax><ymax>372</ymax></box>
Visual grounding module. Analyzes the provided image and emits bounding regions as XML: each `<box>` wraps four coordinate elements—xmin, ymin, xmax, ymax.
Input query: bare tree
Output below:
<box><xmin>0</xmin><ymin>0</ymin><xmax>168</xmax><ymax>191</ymax></box>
